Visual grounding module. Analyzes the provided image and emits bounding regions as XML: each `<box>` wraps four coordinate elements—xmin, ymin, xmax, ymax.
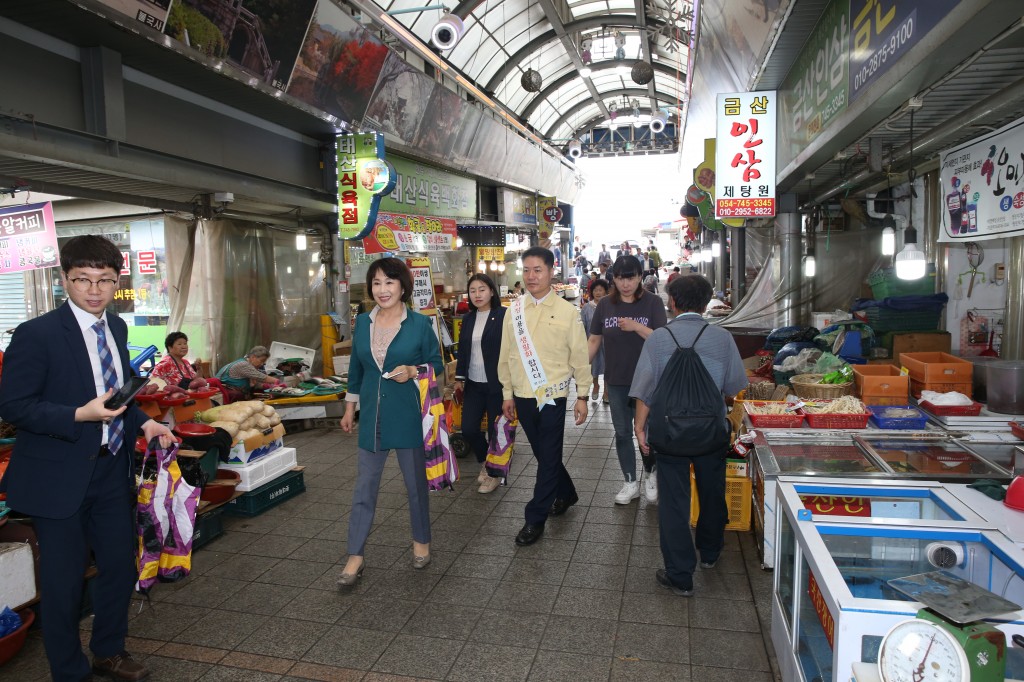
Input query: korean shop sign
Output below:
<box><xmin>778</xmin><ymin>0</ymin><xmax>849</xmax><ymax>167</ymax></box>
<box><xmin>715</xmin><ymin>92</ymin><xmax>778</xmax><ymax>219</ymax></box>
<box><xmin>337</xmin><ymin>132</ymin><xmax>396</xmax><ymax>240</ymax></box>
<box><xmin>938</xmin><ymin>114</ymin><xmax>1024</xmax><ymax>242</ymax></box>
<box><xmin>849</xmin><ymin>0</ymin><xmax>960</xmax><ymax>102</ymax></box>
<box><xmin>379</xmin><ymin>155</ymin><xmax>476</xmax><ymax>220</ymax></box>
<box><xmin>362</xmin><ymin>212</ymin><xmax>458</xmax><ymax>254</ymax></box>
<box><xmin>536</xmin><ymin>196</ymin><xmax>557</xmax><ymax>239</ymax></box>
<box><xmin>0</xmin><ymin>202</ymin><xmax>59</xmax><ymax>274</ymax></box>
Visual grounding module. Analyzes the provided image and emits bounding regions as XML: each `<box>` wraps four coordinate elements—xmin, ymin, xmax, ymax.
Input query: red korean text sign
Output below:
<box><xmin>0</xmin><ymin>202</ymin><xmax>60</xmax><ymax>274</ymax></box>
<box><xmin>362</xmin><ymin>213</ymin><xmax>457</xmax><ymax>254</ymax></box>
<box><xmin>715</xmin><ymin>92</ymin><xmax>778</xmax><ymax>219</ymax></box>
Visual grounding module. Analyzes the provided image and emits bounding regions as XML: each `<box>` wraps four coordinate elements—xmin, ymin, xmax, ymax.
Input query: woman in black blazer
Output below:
<box><xmin>454</xmin><ymin>274</ymin><xmax>507</xmax><ymax>493</ymax></box>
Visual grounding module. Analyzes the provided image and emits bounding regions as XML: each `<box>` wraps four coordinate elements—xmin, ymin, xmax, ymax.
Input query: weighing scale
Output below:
<box><xmin>873</xmin><ymin>571</ymin><xmax>1018</xmax><ymax>681</ymax></box>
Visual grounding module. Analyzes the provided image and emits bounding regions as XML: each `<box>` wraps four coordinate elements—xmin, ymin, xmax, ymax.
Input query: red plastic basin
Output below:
<box><xmin>0</xmin><ymin>608</ymin><xmax>35</xmax><ymax>666</ymax></box>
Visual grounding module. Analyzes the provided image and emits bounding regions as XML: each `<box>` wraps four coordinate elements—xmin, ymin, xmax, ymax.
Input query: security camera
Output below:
<box><xmin>431</xmin><ymin>14</ymin><xmax>464</xmax><ymax>50</ymax></box>
<box><xmin>649</xmin><ymin>111</ymin><xmax>668</xmax><ymax>134</ymax></box>
<box><xmin>567</xmin><ymin>140</ymin><xmax>583</xmax><ymax>159</ymax></box>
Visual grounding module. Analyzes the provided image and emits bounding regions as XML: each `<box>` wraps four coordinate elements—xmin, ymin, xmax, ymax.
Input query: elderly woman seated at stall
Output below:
<box><xmin>152</xmin><ymin>332</ymin><xmax>204</xmax><ymax>389</ymax></box>
<box><xmin>216</xmin><ymin>345</ymin><xmax>281</xmax><ymax>401</ymax></box>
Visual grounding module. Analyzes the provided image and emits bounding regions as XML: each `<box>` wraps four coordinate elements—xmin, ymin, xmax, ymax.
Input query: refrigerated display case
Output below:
<box><xmin>751</xmin><ymin>432</ymin><xmax>1012</xmax><ymax>568</ymax></box>
<box><xmin>771</xmin><ymin>481</ymin><xmax>1024</xmax><ymax>682</ymax></box>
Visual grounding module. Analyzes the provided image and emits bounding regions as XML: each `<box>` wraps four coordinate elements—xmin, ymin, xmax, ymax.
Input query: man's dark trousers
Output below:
<box><xmin>655</xmin><ymin>451</ymin><xmax>727</xmax><ymax>590</ymax></box>
<box><xmin>33</xmin><ymin>449</ymin><xmax>136</xmax><ymax>681</ymax></box>
<box><xmin>514</xmin><ymin>397</ymin><xmax>577</xmax><ymax>526</ymax></box>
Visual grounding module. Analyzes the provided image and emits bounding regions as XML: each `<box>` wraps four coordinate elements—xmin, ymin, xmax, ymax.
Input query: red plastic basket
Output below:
<box><xmin>743</xmin><ymin>401</ymin><xmax>805</xmax><ymax>429</ymax></box>
<box><xmin>918</xmin><ymin>400</ymin><xmax>983</xmax><ymax>417</ymax></box>
<box><xmin>1011</xmin><ymin>421</ymin><xmax>1024</xmax><ymax>440</ymax></box>
<box><xmin>135</xmin><ymin>391</ymin><xmax>166</xmax><ymax>403</ymax></box>
<box><xmin>188</xmin><ymin>388</ymin><xmax>219</xmax><ymax>399</ymax></box>
<box><xmin>798</xmin><ymin>403</ymin><xmax>871</xmax><ymax>429</ymax></box>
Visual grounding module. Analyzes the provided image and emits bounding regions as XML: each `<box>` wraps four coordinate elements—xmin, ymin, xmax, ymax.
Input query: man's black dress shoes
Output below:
<box><xmin>548</xmin><ymin>492</ymin><xmax>579</xmax><ymax>517</ymax></box>
<box><xmin>515</xmin><ymin>523</ymin><xmax>544</xmax><ymax>546</ymax></box>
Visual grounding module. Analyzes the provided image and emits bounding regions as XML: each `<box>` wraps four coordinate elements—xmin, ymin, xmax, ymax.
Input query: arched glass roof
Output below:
<box><xmin>363</xmin><ymin>0</ymin><xmax>692</xmax><ymax>143</ymax></box>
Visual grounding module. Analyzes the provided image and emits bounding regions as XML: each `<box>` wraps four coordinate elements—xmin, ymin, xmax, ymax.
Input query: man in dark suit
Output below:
<box><xmin>0</xmin><ymin>235</ymin><xmax>173</xmax><ymax>681</ymax></box>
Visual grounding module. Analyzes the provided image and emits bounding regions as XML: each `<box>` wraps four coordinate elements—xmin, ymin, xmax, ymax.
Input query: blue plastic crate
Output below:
<box><xmin>868</xmin><ymin>405</ymin><xmax>928</xmax><ymax>430</ymax></box>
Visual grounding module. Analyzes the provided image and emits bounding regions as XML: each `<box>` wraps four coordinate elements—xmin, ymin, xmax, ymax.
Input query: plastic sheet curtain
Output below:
<box><xmin>164</xmin><ymin>216</ymin><xmax>328</xmax><ymax>373</ymax></box>
<box><xmin>718</xmin><ymin>225</ymin><xmax>884</xmax><ymax>330</ymax></box>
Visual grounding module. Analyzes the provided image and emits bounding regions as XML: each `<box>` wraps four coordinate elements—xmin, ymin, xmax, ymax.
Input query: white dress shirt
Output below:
<box><xmin>68</xmin><ymin>300</ymin><xmax>124</xmax><ymax>444</ymax></box>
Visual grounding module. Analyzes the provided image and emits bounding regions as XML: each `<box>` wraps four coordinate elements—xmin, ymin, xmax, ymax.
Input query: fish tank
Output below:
<box><xmin>772</xmin><ymin>487</ymin><xmax>1024</xmax><ymax>682</ymax></box>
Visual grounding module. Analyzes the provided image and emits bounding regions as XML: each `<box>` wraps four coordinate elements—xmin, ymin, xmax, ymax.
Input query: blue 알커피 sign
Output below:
<box><xmin>849</xmin><ymin>0</ymin><xmax>959</xmax><ymax>102</ymax></box>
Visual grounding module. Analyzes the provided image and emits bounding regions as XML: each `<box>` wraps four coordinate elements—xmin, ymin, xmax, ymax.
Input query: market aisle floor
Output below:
<box><xmin>7</xmin><ymin>399</ymin><xmax>780</xmax><ymax>682</ymax></box>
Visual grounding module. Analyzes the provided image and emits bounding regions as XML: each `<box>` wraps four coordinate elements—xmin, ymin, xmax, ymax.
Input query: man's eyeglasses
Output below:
<box><xmin>67</xmin><ymin>277</ymin><xmax>118</xmax><ymax>292</ymax></box>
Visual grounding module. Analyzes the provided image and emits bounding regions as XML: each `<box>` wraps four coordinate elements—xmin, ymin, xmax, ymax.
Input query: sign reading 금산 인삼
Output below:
<box><xmin>715</xmin><ymin>92</ymin><xmax>777</xmax><ymax>219</ymax></box>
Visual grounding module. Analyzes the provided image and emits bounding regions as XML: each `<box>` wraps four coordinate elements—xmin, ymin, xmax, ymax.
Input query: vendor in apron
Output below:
<box><xmin>152</xmin><ymin>331</ymin><xmax>202</xmax><ymax>389</ymax></box>
<box><xmin>216</xmin><ymin>345</ymin><xmax>281</xmax><ymax>401</ymax></box>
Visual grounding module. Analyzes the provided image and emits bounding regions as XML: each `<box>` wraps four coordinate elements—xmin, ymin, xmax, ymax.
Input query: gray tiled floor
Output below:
<box><xmin>6</xmin><ymin>400</ymin><xmax>780</xmax><ymax>681</ymax></box>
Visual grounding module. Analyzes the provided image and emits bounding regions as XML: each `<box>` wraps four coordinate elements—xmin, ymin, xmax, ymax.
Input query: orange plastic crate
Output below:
<box><xmin>852</xmin><ymin>365</ymin><xmax>909</xmax><ymax>405</ymax></box>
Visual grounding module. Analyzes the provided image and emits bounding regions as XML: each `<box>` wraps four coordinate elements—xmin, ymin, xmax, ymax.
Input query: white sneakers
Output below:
<box><xmin>614</xmin><ymin>481</ymin><xmax>641</xmax><ymax>504</ymax></box>
<box><xmin>644</xmin><ymin>469</ymin><xmax>658</xmax><ymax>504</ymax></box>
<box><xmin>614</xmin><ymin>472</ymin><xmax>657</xmax><ymax>505</ymax></box>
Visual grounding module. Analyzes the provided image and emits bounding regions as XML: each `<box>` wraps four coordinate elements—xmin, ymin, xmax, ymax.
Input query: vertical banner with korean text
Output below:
<box><xmin>536</xmin><ymin>196</ymin><xmax>557</xmax><ymax>244</ymax></box>
<box><xmin>406</xmin><ymin>257</ymin><xmax>437</xmax><ymax>315</ymax></box>
<box><xmin>337</xmin><ymin>132</ymin><xmax>396</xmax><ymax>240</ymax></box>
<box><xmin>0</xmin><ymin>202</ymin><xmax>60</xmax><ymax>274</ymax></box>
<box><xmin>715</xmin><ymin>92</ymin><xmax>777</xmax><ymax>219</ymax></box>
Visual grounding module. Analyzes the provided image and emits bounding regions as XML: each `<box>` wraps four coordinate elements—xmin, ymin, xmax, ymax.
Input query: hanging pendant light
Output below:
<box><xmin>710</xmin><ymin>235</ymin><xmax>721</xmax><ymax>258</ymax></box>
<box><xmin>881</xmin><ymin>221</ymin><xmax>896</xmax><ymax>256</ymax></box>
<box><xmin>489</xmin><ymin>260</ymin><xmax>498</xmax><ymax>271</ymax></box>
<box><xmin>803</xmin><ymin>254</ymin><xmax>816</xmax><ymax>278</ymax></box>
<box><xmin>295</xmin><ymin>232</ymin><xmax>306</xmax><ymax>251</ymax></box>
<box><xmin>498</xmin><ymin>263</ymin><xmax>506</xmax><ymax>273</ymax></box>
<box><xmin>895</xmin><ymin>225</ymin><xmax>926</xmax><ymax>279</ymax></box>
<box><xmin>478</xmin><ymin>260</ymin><xmax>486</xmax><ymax>272</ymax></box>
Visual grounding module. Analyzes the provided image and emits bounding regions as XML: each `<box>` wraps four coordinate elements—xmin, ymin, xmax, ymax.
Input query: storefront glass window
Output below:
<box><xmin>54</xmin><ymin>218</ymin><xmax>170</xmax><ymax>352</ymax></box>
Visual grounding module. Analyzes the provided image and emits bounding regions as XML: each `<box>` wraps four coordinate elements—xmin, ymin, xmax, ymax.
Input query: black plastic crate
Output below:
<box><xmin>192</xmin><ymin>506</ymin><xmax>226</xmax><ymax>549</ymax></box>
<box><xmin>224</xmin><ymin>469</ymin><xmax>305</xmax><ymax>517</ymax></box>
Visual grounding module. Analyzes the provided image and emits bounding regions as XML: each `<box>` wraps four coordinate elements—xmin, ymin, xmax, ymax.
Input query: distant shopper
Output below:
<box><xmin>616</xmin><ymin>241</ymin><xmax>630</xmax><ymax>259</ymax></box>
<box><xmin>339</xmin><ymin>257</ymin><xmax>444</xmax><ymax>585</ymax></box>
<box><xmin>630</xmin><ymin>274</ymin><xmax>746</xmax><ymax>597</ymax></box>
<box><xmin>580</xmin><ymin>279</ymin><xmax>609</xmax><ymax>402</ymax></box>
<box><xmin>589</xmin><ymin>256</ymin><xmax>667</xmax><ymax>504</ymax></box>
<box><xmin>499</xmin><ymin>247</ymin><xmax>591</xmax><ymax>546</ymax></box>
<box><xmin>454</xmin><ymin>274</ymin><xmax>507</xmax><ymax>494</ymax></box>
<box><xmin>667</xmin><ymin>266</ymin><xmax>682</xmax><ymax>284</ymax></box>
<box><xmin>597</xmin><ymin>244</ymin><xmax>613</xmax><ymax>267</ymax></box>
<box><xmin>512</xmin><ymin>282</ymin><xmax>523</xmax><ymax>296</ymax></box>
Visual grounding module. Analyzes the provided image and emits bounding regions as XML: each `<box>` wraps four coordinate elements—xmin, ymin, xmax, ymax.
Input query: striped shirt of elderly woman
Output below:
<box><xmin>338</xmin><ymin>257</ymin><xmax>443</xmax><ymax>586</ymax></box>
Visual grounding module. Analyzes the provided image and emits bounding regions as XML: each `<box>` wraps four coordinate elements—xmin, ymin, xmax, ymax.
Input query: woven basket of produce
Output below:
<box><xmin>789</xmin><ymin>374</ymin><xmax>854</xmax><ymax>400</ymax></box>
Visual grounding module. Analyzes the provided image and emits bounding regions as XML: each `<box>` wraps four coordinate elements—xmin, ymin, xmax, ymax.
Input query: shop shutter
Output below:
<box><xmin>0</xmin><ymin>272</ymin><xmax>29</xmax><ymax>349</ymax></box>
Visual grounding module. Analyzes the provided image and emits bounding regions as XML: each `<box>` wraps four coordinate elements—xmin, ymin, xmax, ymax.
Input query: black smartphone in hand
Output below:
<box><xmin>103</xmin><ymin>376</ymin><xmax>150</xmax><ymax>410</ymax></box>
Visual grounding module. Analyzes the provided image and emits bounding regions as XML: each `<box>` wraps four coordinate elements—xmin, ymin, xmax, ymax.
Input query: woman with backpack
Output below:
<box><xmin>587</xmin><ymin>256</ymin><xmax>667</xmax><ymax>504</ymax></box>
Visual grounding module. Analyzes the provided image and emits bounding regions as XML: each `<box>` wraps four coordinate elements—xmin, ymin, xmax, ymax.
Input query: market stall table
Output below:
<box><xmin>263</xmin><ymin>392</ymin><xmax>346</xmax><ymax>421</ymax></box>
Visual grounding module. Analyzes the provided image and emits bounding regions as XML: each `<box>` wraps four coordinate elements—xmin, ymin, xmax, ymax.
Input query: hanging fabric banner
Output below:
<box><xmin>939</xmin><ymin>113</ymin><xmax>1024</xmax><ymax>242</ymax></box>
<box><xmin>362</xmin><ymin>213</ymin><xmax>457</xmax><ymax>254</ymax></box>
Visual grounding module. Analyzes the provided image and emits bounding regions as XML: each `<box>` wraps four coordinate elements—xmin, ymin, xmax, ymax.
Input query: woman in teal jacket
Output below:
<box><xmin>338</xmin><ymin>257</ymin><xmax>443</xmax><ymax>586</ymax></box>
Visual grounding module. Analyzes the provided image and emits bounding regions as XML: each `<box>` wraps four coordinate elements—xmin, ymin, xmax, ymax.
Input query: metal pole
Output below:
<box><xmin>777</xmin><ymin>212</ymin><xmax>801</xmax><ymax>327</ymax></box>
<box><xmin>1004</xmin><ymin>236</ymin><xmax>1024</xmax><ymax>360</ymax></box>
<box><xmin>731</xmin><ymin>226</ymin><xmax>746</xmax><ymax>304</ymax></box>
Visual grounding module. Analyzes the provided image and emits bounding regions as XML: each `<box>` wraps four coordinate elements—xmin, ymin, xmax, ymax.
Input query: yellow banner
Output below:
<box><xmin>477</xmin><ymin>246</ymin><xmax>504</xmax><ymax>261</ymax></box>
<box><xmin>536</xmin><ymin>196</ymin><xmax>556</xmax><ymax>239</ymax></box>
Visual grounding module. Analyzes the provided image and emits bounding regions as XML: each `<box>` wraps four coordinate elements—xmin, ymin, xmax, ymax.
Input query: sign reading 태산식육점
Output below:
<box><xmin>378</xmin><ymin>155</ymin><xmax>477</xmax><ymax>220</ymax></box>
<box><xmin>0</xmin><ymin>202</ymin><xmax>60</xmax><ymax>274</ymax></box>
<box><xmin>715</xmin><ymin>92</ymin><xmax>777</xmax><ymax>219</ymax></box>
<box><xmin>337</xmin><ymin>132</ymin><xmax>397</xmax><ymax>241</ymax></box>
<box><xmin>362</xmin><ymin>213</ymin><xmax>458</xmax><ymax>254</ymax></box>
<box><xmin>939</xmin><ymin>114</ymin><xmax>1024</xmax><ymax>242</ymax></box>
<box><xmin>405</xmin><ymin>257</ymin><xmax>437</xmax><ymax>315</ymax></box>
